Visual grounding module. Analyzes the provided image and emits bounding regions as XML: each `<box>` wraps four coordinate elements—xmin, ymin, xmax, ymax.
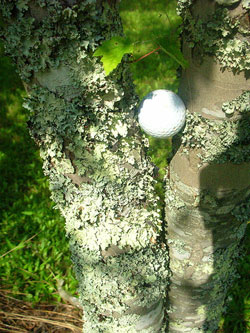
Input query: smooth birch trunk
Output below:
<box><xmin>166</xmin><ymin>1</ymin><xmax>250</xmax><ymax>332</ymax></box>
<box><xmin>0</xmin><ymin>1</ymin><xmax>169</xmax><ymax>331</ymax></box>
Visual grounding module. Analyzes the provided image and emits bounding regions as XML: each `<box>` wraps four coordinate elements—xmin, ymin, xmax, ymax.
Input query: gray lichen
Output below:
<box><xmin>0</xmin><ymin>0</ymin><xmax>169</xmax><ymax>331</ymax></box>
<box><xmin>167</xmin><ymin>2</ymin><xmax>249</xmax><ymax>332</ymax></box>
<box><xmin>181</xmin><ymin>109</ymin><xmax>250</xmax><ymax>164</ymax></box>
<box><xmin>165</xmin><ymin>179</ymin><xmax>186</xmax><ymax>209</ymax></box>
<box><xmin>176</xmin><ymin>0</ymin><xmax>193</xmax><ymax>16</ymax></box>
<box><xmin>215</xmin><ymin>0</ymin><xmax>240</xmax><ymax>5</ymax></box>
<box><xmin>222</xmin><ymin>90</ymin><xmax>250</xmax><ymax>116</ymax></box>
<box><xmin>242</xmin><ymin>0</ymin><xmax>250</xmax><ymax>8</ymax></box>
<box><xmin>0</xmin><ymin>0</ymin><xmax>122</xmax><ymax>81</ymax></box>
<box><xmin>178</xmin><ymin>3</ymin><xmax>250</xmax><ymax>73</ymax></box>
<box><xmin>232</xmin><ymin>198</ymin><xmax>250</xmax><ymax>223</ymax></box>
<box><xmin>71</xmin><ymin>243</ymin><xmax>168</xmax><ymax>332</ymax></box>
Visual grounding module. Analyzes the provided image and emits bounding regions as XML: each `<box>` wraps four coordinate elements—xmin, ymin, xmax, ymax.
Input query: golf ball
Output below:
<box><xmin>138</xmin><ymin>89</ymin><xmax>186</xmax><ymax>138</ymax></box>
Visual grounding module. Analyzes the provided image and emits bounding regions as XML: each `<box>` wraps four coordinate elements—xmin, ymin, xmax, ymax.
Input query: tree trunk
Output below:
<box><xmin>0</xmin><ymin>1</ymin><xmax>169</xmax><ymax>331</ymax></box>
<box><xmin>1</xmin><ymin>1</ymin><xmax>249</xmax><ymax>332</ymax></box>
<box><xmin>166</xmin><ymin>1</ymin><xmax>250</xmax><ymax>332</ymax></box>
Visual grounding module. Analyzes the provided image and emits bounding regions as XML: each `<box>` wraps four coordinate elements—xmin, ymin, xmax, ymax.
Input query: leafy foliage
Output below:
<box><xmin>94</xmin><ymin>0</ymin><xmax>188</xmax><ymax>77</ymax></box>
<box><xmin>93</xmin><ymin>36</ymin><xmax>133</xmax><ymax>75</ymax></box>
<box><xmin>119</xmin><ymin>0</ymin><xmax>183</xmax><ymax>97</ymax></box>
<box><xmin>93</xmin><ymin>34</ymin><xmax>188</xmax><ymax>76</ymax></box>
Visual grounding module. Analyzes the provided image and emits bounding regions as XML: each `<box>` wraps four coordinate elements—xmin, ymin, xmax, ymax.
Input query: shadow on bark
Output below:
<box><xmin>167</xmin><ymin>28</ymin><xmax>250</xmax><ymax>329</ymax></box>
<box><xmin>167</xmin><ymin>132</ymin><xmax>249</xmax><ymax>330</ymax></box>
<box><xmin>198</xmin><ymin>118</ymin><xmax>250</xmax><ymax>331</ymax></box>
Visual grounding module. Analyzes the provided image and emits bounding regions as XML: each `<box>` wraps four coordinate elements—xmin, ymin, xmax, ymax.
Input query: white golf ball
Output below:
<box><xmin>138</xmin><ymin>89</ymin><xmax>186</xmax><ymax>138</ymax></box>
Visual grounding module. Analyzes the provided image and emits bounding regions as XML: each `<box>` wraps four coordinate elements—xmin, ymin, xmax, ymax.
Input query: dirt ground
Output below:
<box><xmin>0</xmin><ymin>289</ymin><xmax>83</xmax><ymax>332</ymax></box>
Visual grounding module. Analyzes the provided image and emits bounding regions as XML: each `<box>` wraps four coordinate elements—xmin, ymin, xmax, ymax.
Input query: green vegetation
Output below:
<box><xmin>94</xmin><ymin>0</ymin><xmax>187</xmax><ymax>77</ymax></box>
<box><xmin>119</xmin><ymin>0</ymin><xmax>181</xmax><ymax>209</ymax></box>
<box><xmin>0</xmin><ymin>43</ymin><xmax>78</xmax><ymax>303</ymax></box>
<box><xmin>93</xmin><ymin>36</ymin><xmax>134</xmax><ymax>75</ymax></box>
<box><xmin>0</xmin><ymin>0</ymin><xmax>249</xmax><ymax>331</ymax></box>
<box><xmin>119</xmin><ymin>0</ymin><xmax>182</xmax><ymax>97</ymax></box>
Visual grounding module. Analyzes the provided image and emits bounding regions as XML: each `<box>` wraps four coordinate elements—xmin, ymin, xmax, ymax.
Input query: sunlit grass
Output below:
<box><xmin>119</xmin><ymin>0</ymin><xmax>181</xmax><ymax>97</ymax></box>
<box><xmin>0</xmin><ymin>44</ymin><xmax>78</xmax><ymax>303</ymax></box>
<box><xmin>119</xmin><ymin>0</ymin><xmax>181</xmax><ymax>210</ymax></box>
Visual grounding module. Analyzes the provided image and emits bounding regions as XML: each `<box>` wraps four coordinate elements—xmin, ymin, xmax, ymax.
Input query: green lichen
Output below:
<box><xmin>242</xmin><ymin>0</ymin><xmax>250</xmax><ymax>9</ymax></box>
<box><xmin>165</xmin><ymin>178</ymin><xmax>186</xmax><ymax>209</ymax></box>
<box><xmin>168</xmin><ymin>238</ymin><xmax>191</xmax><ymax>260</ymax></box>
<box><xmin>168</xmin><ymin>2</ymin><xmax>249</xmax><ymax>332</ymax></box>
<box><xmin>71</xmin><ymin>243</ymin><xmax>169</xmax><ymax>332</ymax></box>
<box><xmin>24</xmin><ymin>73</ymin><xmax>168</xmax><ymax>326</ymax></box>
<box><xmin>180</xmin><ymin>5</ymin><xmax>250</xmax><ymax>73</ymax></box>
<box><xmin>215</xmin><ymin>0</ymin><xmax>240</xmax><ymax>5</ymax></box>
<box><xmin>232</xmin><ymin>198</ymin><xmax>250</xmax><ymax>223</ymax></box>
<box><xmin>176</xmin><ymin>0</ymin><xmax>193</xmax><ymax>16</ymax></box>
<box><xmin>222</xmin><ymin>90</ymin><xmax>250</xmax><ymax>116</ymax></box>
<box><xmin>201</xmin><ymin>243</ymin><xmax>242</xmax><ymax>331</ymax></box>
<box><xmin>0</xmin><ymin>1</ymin><xmax>169</xmax><ymax>330</ymax></box>
<box><xmin>0</xmin><ymin>0</ymin><xmax>122</xmax><ymax>81</ymax></box>
<box><xmin>181</xmin><ymin>109</ymin><xmax>250</xmax><ymax>164</ymax></box>
<box><xmin>167</xmin><ymin>204</ymin><xmax>244</xmax><ymax>331</ymax></box>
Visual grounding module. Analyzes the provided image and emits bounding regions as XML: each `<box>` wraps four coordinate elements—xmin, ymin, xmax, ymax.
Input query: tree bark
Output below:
<box><xmin>1</xmin><ymin>1</ymin><xmax>249</xmax><ymax>332</ymax></box>
<box><xmin>0</xmin><ymin>1</ymin><xmax>169</xmax><ymax>331</ymax></box>
<box><xmin>166</xmin><ymin>1</ymin><xmax>250</xmax><ymax>332</ymax></box>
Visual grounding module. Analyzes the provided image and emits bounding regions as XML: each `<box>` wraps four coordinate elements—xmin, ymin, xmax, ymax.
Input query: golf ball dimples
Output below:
<box><xmin>138</xmin><ymin>89</ymin><xmax>186</xmax><ymax>138</ymax></box>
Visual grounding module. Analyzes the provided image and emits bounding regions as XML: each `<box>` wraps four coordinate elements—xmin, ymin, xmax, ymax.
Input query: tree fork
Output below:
<box><xmin>166</xmin><ymin>1</ymin><xmax>250</xmax><ymax>331</ymax></box>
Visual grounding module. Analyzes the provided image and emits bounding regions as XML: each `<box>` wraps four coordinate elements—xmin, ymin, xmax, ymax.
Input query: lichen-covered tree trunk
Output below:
<box><xmin>166</xmin><ymin>1</ymin><xmax>250</xmax><ymax>332</ymax></box>
<box><xmin>0</xmin><ymin>1</ymin><xmax>169</xmax><ymax>332</ymax></box>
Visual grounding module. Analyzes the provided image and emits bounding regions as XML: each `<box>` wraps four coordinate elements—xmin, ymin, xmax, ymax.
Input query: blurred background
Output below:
<box><xmin>0</xmin><ymin>0</ymin><xmax>249</xmax><ymax>331</ymax></box>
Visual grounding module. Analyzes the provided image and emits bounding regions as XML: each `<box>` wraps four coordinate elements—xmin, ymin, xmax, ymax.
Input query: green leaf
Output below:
<box><xmin>93</xmin><ymin>36</ymin><xmax>133</xmax><ymax>76</ymax></box>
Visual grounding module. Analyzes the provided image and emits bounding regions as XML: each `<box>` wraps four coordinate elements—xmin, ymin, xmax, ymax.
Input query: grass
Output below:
<box><xmin>119</xmin><ymin>0</ymin><xmax>182</xmax><ymax>97</ymax></box>
<box><xmin>0</xmin><ymin>43</ymin><xmax>78</xmax><ymax>304</ymax></box>
<box><xmin>0</xmin><ymin>0</ymin><xmax>249</xmax><ymax>331</ymax></box>
<box><xmin>119</xmin><ymin>0</ymin><xmax>182</xmax><ymax>209</ymax></box>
